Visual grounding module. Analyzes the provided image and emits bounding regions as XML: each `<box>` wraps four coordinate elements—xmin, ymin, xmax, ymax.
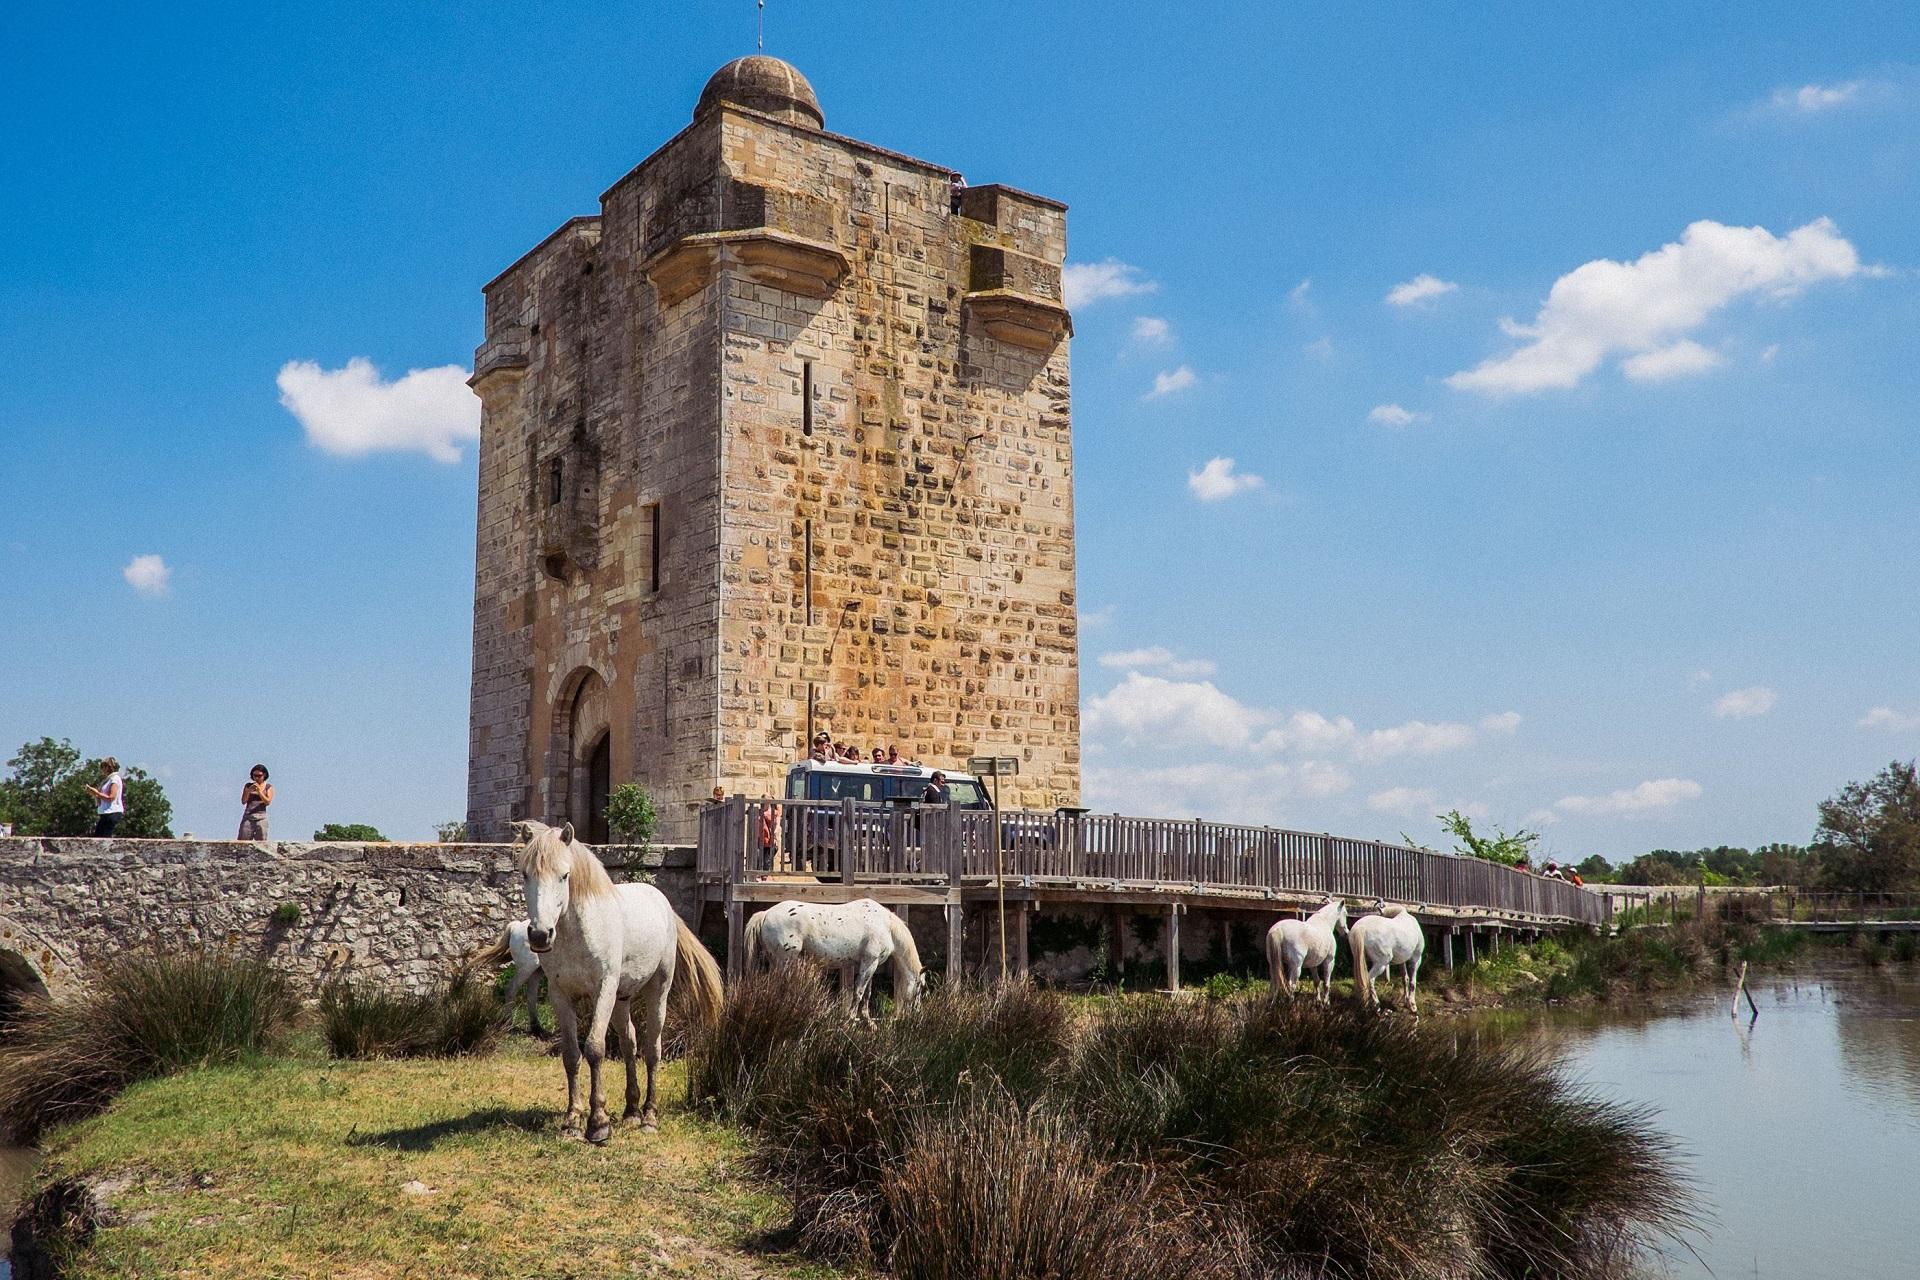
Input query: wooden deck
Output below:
<box><xmin>698</xmin><ymin>798</ymin><xmax>1609</xmax><ymax>987</ymax></box>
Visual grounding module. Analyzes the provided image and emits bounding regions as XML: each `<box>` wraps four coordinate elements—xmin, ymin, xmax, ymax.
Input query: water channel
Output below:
<box><xmin>0</xmin><ymin>1145</ymin><xmax>33</xmax><ymax>1280</ymax></box>
<box><xmin>1481</xmin><ymin>964</ymin><xmax>1920</xmax><ymax>1279</ymax></box>
<box><xmin>2</xmin><ymin>966</ymin><xmax>1914</xmax><ymax>1278</ymax></box>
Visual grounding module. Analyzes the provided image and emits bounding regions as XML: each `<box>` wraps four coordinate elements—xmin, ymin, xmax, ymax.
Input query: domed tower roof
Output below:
<box><xmin>696</xmin><ymin>56</ymin><xmax>824</xmax><ymax>129</ymax></box>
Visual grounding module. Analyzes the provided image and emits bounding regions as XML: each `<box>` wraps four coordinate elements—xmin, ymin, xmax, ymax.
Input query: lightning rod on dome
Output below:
<box><xmin>757</xmin><ymin>0</ymin><xmax>764</xmax><ymax>52</ymax></box>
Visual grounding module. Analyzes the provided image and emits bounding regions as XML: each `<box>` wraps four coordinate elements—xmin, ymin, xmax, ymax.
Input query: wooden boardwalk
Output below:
<box><xmin>698</xmin><ymin>798</ymin><xmax>1609</xmax><ymax>987</ymax></box>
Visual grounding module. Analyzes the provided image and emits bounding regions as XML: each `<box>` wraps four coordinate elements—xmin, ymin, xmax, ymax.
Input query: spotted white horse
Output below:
<box><xmin>744</xmin><ymin>898</ymin><xmax>926</xmax><ymax>1022</ymax></box>
<box><xmin>467</xmin><ymin>920</ymin><xmax>551</xmax><ymax>1037</ymax></box>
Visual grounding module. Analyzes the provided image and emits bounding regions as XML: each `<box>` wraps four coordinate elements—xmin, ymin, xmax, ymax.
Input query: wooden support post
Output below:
<box><xmin>725</xmin><ymin>897</ymin><xmax>745</xmax><ymax>985</ymax></box>
<box><xmin>1165</xmin><ymin>903</ymin><xmax>1183</xmax><ymax>993</ymax></box>
<box><xmin>1442</xmin><ymin>928</ymin><xmax>1455</xmax><ymax>971</ymax></box>
<box><xmin>1015</xmin><ymin>902</ymin><xmax>1030</xmax><ymax>981</ymax></box>
<box><xmin>1489</xmin><ymin>928</ymin><xmax>1500</xmax><ymax>955</ymax></box>
<box><xmin>946</xmin><ymin>899</ymin><xmax>965</xmax><ymax>985</ymax></box>
<box><xmin>1107</xmin><ymin>907</ymin><xmax>1126</xmax><ymax>983</ymax></box>
<box><xmin>1463</xmin><ymin>926</ymin><xmax>1477</xmax><ymax>965</ymax></box>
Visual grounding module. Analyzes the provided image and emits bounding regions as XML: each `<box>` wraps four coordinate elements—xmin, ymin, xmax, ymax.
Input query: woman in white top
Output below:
<box><xmin>85</xmin><ymin>757</ymin><xmax>125</xmax><ymax>836</ymax></box>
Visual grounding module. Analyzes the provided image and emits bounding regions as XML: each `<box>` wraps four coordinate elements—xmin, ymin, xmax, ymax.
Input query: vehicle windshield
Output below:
<box><xmin>945</xmin><ymin>780</ymin><xmax>987</xmax><ymax>807</ymax></box>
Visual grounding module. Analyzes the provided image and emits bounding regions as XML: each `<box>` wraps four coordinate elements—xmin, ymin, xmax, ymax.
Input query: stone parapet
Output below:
<box><xmin>0</xmin><ymin>838</ymin><xmax>697</xmax><ymax>999</ymax></box>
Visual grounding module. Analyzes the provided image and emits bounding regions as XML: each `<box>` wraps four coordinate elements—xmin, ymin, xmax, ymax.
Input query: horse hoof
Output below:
<box><xmin>586</xmin><ymin>1122</ymin><xmax>613</xmax><ymax>1145</ymax></box>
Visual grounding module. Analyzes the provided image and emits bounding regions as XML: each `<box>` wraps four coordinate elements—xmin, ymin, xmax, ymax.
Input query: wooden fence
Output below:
<box><xmin>698</xmin><ymin>798</ymin><xmax>1608</xmax><ymax>926</ymax></box>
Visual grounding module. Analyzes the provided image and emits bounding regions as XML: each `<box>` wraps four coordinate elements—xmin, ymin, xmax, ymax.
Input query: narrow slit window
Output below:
<box><xmin>547</xmin><ymin>456</ymin><xmax>564</xmax><ymax>507</ymax></box>
<box><xmin>801</xmin><ymin>361</ymin><xmax>814</xmax><ymax>438</ymax></box>
<box><xmin>647</xmin><ymin>503</ymin><xmax>662</xmax><ymax>592</ymax></box>
<box><xmin>803</xmin><ymin>518</ymin><xmax>814</xmax><ymax>625</ymax></box>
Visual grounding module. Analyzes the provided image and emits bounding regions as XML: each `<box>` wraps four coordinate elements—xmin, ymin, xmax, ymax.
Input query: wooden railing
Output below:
<box><xmin>698</xmin><ymin>798</ymin><xmax>1608</xmax><ymax>926</ymax></box>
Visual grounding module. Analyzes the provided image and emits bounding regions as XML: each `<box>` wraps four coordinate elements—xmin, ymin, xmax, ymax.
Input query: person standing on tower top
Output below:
<box><xmin>85</xmin><ymin>758</ymin><xmax>125</xmax><ymax>836</ymax></box>
<box><xmin>238</xmin><ymin>764</ymin><xmax>274</xmax><ymax>840</ymax></box>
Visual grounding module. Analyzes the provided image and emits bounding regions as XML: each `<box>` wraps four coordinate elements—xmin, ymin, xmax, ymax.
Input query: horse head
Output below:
<box><xmin>515</xmin><ymin>821</ymin><xmax>595</xmax><ymax>953</ymax></box>
<box><xmin>1331</xmin><ymin>897</ymin><xmax>1350</xmax><ymax>936</ymax></box>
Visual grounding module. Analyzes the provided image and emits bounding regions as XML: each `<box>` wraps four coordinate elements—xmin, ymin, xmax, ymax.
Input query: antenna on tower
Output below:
<box><xmin>756</xmin><ymin>0</ymin><xmax>765</xmax><ymax>51</ymax></box>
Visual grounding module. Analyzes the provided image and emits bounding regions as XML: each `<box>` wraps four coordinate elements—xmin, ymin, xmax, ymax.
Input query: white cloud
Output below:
<box><xmin>1714</xmin><ymin>686</ymin><xmax>1778</xmax><ymax>719</ymax></box>
<box><xmin>278</xmin><ymin>357</ymin><xmax>480</xmax><ymax>463</ymax></box>
<box><xmin>1859</xmin><ymin>707</ymin><xmax>1920</xmax><ymax>732</ymax></box>
<box><xmin>1367</xmin><ymin>403</ymin><xmax>1429</xmax><ymax>427</ymax></box>
<box><xmin>1097</xmin><ymin>647</ymin><xmax>1216</xmax><ymax>679</ymax></box>
<box><xmin>1130</xmin><ymin>316</ymin><xmax>1173</xmax><ymax>344</ymax></box>
<box><xmin>1621</xmin><ymin>338</ymin><xmax>1726</xmax><ymax>383</ymax></box>
<box><xmin>1302</xmin><ymin>337</ymin><xmax>1334</xmax><ymax>360</ymax></box>
<box><xmin>1554</xmin><ymin>778</ymin><xmax>1702</xmax><ymax>816</ymax></box>
<box><xmin>1772</xmin><ymin>81</ymin><xmax>1863</xmax><ymax>114</ymax></box>
<box><xmin>1083</xmin><ymin>759</ymin><xmax>1353</xmax><ymax>827</ymax></box>
<box><xmin>1445</xmin><ymin>218</ymin><xmax>1866</xmax><ymax>397</ymax></box>
<box><xmin>1385</xmin><ymin>274</ymin><xmax>1458</xmax><ymax>307</ymax></box>
<box><xmin>1062</xmin><ymin>259</ymin><xmax>1156</xmax><ymax>309</ymax></box>
<box><xmin>1147</xmin><ymin>365</ymin><xmax>1197</xmax><ymax>398</ymax></box>
<box><xmin>1353</xmin><ymin>720</ymin><xmax>1479</xmax><ymax>763</ymax></box>
<box><xmin>1077</xmin><ymin>604</ymin><xmax>1115</xmax><ymax>631</ymax></box>
<box><xmin>1689</xmin><ymin>669</ymin><xmax>1714</xmax><ymax>685</ymax></box>
<box><xmin>1367</xmin><ymin>786</ymin><xmax>1439</xmax><ymax>816</ymax></box>
<box><xmin>122</xmin><ymin>554</ymin><xmax>172</xmax><ymax>599</ymax></box>
<box><xmin>1083</xmin><ymin>671</ymin><xmax>1263</xmax><ymax>752</ymax></box>
<box><xmin>1289</xmin><ymin>278</ymin><xmax>1313</xmax><ymax>305</ymax></box>
<box><xmin>1186</xmin><ymin>457</ymin><xmax>1264</xmax><ymax>501</ymax></box>
<box><xmin>1479</xmin><ymin>711</ymin><xmax>1522</xmax><ymax>735</ymax></box>
<box><xmin>1523</xmin><ymin>808</ymin><xmax>1560</xmax><ymax>827</ymax></box>
<box><xmin>1759</xmin><ymin>343</ymin><xmax>1781</xmax><ymax>365</ymax></box>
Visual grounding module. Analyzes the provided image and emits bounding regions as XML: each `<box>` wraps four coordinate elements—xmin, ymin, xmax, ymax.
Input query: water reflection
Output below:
<box><xmin>1473</xmin><ymin>967</ymin><xmax>1920</xmax><ymax>1280</ymax></box>
<box><xmin>0</xmin><ymin>1144</ymin><xmax>34</xmax><ymax>1280</ymax></box>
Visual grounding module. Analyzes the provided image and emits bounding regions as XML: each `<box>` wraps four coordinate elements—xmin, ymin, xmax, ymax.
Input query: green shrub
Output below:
<box><xmin>604</xmin><ymin>783</ymin><xmax>658</xmax><ymax>845</ymax></box>
<box><xmin>434</xmin><ymin>820</ymin><xmax>468</xmax><ymax>842</ymax></box>
<box><xmin>269</xmin><ymin>902</ymin><xmax>301</xmax><ymax>927</ymax></box>
<box><xmin>313</xmin><ymin>822</ymin><xmax>387</xmax><ymax>842</ymax></box>
<box><xmin>319</xmin><ymin>973</ymin><xmax>502</xmax><ymax>1060</ymax></box>
<box><xmin>0</xmin><ymin>949</ymin><xmax>299</xmax><ymax>1142</ymax></box>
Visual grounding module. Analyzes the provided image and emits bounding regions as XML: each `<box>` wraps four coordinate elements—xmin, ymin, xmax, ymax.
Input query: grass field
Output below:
<box><xmin>27</xmin><ymin>1034</ymin><xmax>837</xmax><ymax>1280</ymax></box>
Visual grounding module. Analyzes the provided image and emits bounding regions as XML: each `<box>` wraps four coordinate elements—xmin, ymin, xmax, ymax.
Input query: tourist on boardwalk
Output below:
<box><xmin>237</xmin><ymin>764</ymin><xmax>273</xmax><ymax>840</ymax></box>
<box><xmin>85</xmin><ymin>758</ymin><xmax>125</xmax><ymax>836</ymax></box>
<box><xmin>921</xmin><ymin>771</ymin><xmax>949</xmax><ymax>805</ymax></box>
<box><xmin>757</xmin><ymin>796</ymin><xmax>779</xmax><ymax>866</ymax></box>
<box><xmin>708</xmin><ymin>785</ymin><xmax>726</xmax><ymax>806</ymax></box>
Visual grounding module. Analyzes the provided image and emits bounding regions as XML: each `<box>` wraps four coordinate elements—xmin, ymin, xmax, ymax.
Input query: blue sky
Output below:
<box><xmin>2</xmin><ymin>3</ymin><xmax>1915</xmax><ymax>856</ymax></box>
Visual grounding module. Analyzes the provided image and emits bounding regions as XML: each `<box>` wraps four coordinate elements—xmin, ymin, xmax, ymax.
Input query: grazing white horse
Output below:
<box><xmin>467</xmin><ymin>919</ymin><xmax>550</xmax><ymax>1036</ymax></box>
<box><xmin>743</xmin><ymin>898</ymin><xmax>926</xmax><ymax>1022</ymax></box>
<box><xmin>1349</xmin><ymin>904</ymin><xmax>1426</xmax><ymax>1013</ymax></box>
<box><xmin>515</xmin><ymin>820</ymin><xmax>724</xmax><ymax>1144</ymax></box>
<box><xmin>1266</xmin><ymin>896</ymin><xmax>1349</xmax><ymax>1002</ymax></box>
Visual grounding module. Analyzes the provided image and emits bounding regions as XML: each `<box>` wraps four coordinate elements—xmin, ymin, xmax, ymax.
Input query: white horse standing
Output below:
<box><xmin>1349</xmin><ymin>904</ymin><xmax>1427</xmax><ymax>1013</ymax></box>
<box><xmin>468</xmin><ymin>919</ymin><xmax>550</xmax><ymax>1037</ymax></box>
<box><xmin>516</xmin><ymin>820</ymin><xmax>725</xmax><ymax>1144</ymax></box>
<box><xmin>743</xmin><ymin>898</ymin><xmax>926</xmax><ymax>1022</ymax></box>
<box><xmin>1266</xmin><ymin>896</ymin><xmax>1349</xmax><ymax>1001</ymax></box>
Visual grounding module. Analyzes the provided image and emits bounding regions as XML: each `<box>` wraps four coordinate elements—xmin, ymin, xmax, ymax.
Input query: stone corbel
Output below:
<box><xmin>642</xmin><ymin>229</ymin><xmax>849</xmax><ymax>308</ymax></box>
<box><xmin>964</xmin><ymin>289</ymin><xmax>1073</xmax><ymax>352</ymax></box>
<box><xmin>469</xmin><ymin>325</ymin><xmax>531</xmax><ymax>394</ymax></box>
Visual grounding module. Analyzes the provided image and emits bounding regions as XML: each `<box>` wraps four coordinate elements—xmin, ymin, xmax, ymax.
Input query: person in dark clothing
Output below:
<box><xmin>921</xmin><ymin>771</ymin><xmax>949</xmax><ymax>805</ymax></box>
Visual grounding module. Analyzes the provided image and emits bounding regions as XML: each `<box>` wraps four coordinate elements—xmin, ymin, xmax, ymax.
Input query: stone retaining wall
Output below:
<box><xmin>0</xmin><ymin>838</ymin><xmax>697</xmax><ymax>998</ymax></box>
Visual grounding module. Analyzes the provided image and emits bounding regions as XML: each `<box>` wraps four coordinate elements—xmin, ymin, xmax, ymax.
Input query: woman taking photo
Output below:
<box><xmin>238</xmin><ymin>764</ymin><xmax>273</xmax><ymax>840</ymax></box>
<box><xmin>85</xmin><ymin>757</ymin><xmax>125</xmax><ymax>836</ymax></box>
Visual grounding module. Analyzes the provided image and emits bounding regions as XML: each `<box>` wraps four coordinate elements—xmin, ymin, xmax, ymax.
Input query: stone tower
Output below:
<box><xmin>467</xmin><ymin>57</ymin><xmax>1080</xmax><ymax>843</ymax></box>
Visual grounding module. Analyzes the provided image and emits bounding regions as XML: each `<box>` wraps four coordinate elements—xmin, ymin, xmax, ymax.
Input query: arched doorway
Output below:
<box><xmin>0</xmin><ymin>948</ymin><xmax>48</xmax><ymax>1039</ymax></box>
<box><xmin>586</xmin><ymin>732</ymin><xmax>611</xmax><ymax>845</ymax></box>
<box><xmin>551</xmin><ymin>667</ymin><xmax>612</xmax><ymax>837</ymax></box>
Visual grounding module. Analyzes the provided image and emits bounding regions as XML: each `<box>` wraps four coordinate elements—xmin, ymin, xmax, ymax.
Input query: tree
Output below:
<box><xmin>1435</xmin><ymin>809</ymin><xmax>1538</xmax><ymax>867</ymax></box>
<box><xmin>314</xmin><ymin>823</ymin><xmax>388</xmax><ymax>842</ymax></box>
<box><xmin>434</xmin><ymin>821</ymin><xmax>468</xmax><ymax>843</ymax></box>
<box><xmin>1813</xmin><ymin>761</ymin><xmax>1920</xmax><ymax>893</ymax></box>
<box><xmin>0</xmin><ymin>737</ymin><xmax>173</xmax><ymax>837</ymax></box>
<box><xmin>605</xmin><ymin>783</ymin><xmax>658</xmax><ymax>845</ymax></box>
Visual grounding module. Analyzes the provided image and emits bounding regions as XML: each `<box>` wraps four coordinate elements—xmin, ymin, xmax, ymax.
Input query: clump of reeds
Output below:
<box><xmin>0</xmin><ymin>948</ymin><xmax>300</xmax><ymax>1142</ymax></box>
<box><xmin>319</xmin><ymin>971</ymin><xmax>502</xmax><ymax>1060</ymax></box>
<box><xmin>691</xmin><ymin>979</ymin><xmax>1695</xmax><ymax>1280</ymax></box>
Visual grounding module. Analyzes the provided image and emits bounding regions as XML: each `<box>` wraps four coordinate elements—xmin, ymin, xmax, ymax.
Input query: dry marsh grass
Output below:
<box><xmin>691</xmin><ymin>974</ymin><xmax>1696</xmax><ymax>1280</ymax></box>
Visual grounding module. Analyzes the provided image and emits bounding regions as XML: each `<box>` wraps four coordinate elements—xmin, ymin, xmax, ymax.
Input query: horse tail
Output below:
<box><xmin>461</xmin><ymin>927</ymin><xmax>514</xmax><ymax>975</ymax></box>
<box><xmin>673</xmin><ymin>916</ymin><xmax>726</xmax><ymax>1027</ymax></box>
<box><xmin>1350</xmin><ymin>922</ymin><xmax>1373</xmax><ymax>1007</ymax></box>
<box><xmin>886</xmin><ymin>912</ymin><xmax>924</xmax><ymax>985</ymax></box>
<box><xmin>743</xmin><ymin>910</ymin><xmax>766</xmax><ymax>971</ymax></box>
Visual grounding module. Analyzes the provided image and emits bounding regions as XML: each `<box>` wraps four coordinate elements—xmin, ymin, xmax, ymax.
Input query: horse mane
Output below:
<box><xmin>886</xmin><ymin>912</ymin><xmax>924</xmax><ymax>977</ymax></box>
<box><xmin>514</xmin><ymin>826</ymin><xmax>617</xmax><ymax>900</ymax></box>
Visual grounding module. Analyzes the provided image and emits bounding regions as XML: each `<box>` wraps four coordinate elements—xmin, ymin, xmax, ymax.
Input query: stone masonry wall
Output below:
<box><xmin>0</xmin><ymin>838</ymin><xmax>697</xmax><ymax>999</ymax></box>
